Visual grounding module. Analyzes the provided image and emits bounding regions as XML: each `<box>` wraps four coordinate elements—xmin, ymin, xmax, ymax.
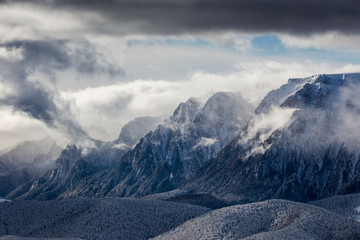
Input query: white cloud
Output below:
<box><xmin>0</xmin><ymin>107</ymin><xmax>51</xmax><ymax>150</ymax></box>
<box><xmin>193</xmin><ymin>137</ymin><xmax>218</xmax><ymax>149</ymax></box>
<box><xmin>0</xmin><ymin>3</ymin><xmax>97</xmax><ymax>42</ymax></box>
<box><xmin>0</xmin><ymin>46</ymin><xmax>23</xmax><ymax>61</ymax></box>
<box><xmin>334</xmin><ymin>83</ymin><xmax>360</xmax><ymax>150</ymax></box>
<box><xmin>248</xmin><ymin>107</ymin><xmax>296</xmax><ymax>142</ymax></box>
<box><xmin>58</xmin><ymin>59</ymin><xmax>360</xmax><ymax>142</ymax></box>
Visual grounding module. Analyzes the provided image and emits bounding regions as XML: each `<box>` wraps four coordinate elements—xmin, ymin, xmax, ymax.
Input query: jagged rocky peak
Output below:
<box><xmin>55</xmin><ymin>145</ymin><xmax>82</xmax><ymax>168</ymax></box>
<box><xmin>197</xmin><ymin>91</ymin><xmax>254</xmax><ymax>124</ymax></box>
<box><xmin>170</xmin><ymin>97</ymin><xmax>204</xmax><ymax>124</ymax></box>
<box><xmin>148</xmin><ymin>91</ymin><xmax>254</xmax><ymax>180</ymax></box>
<box><xmin>116</xmin><ymin>116</ymin><xmax>164</xmax><ymax>147</ymax></box>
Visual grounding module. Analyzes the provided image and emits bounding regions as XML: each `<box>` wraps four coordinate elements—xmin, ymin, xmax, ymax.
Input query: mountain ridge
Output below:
<box><xmin>183</xmin><ymin>73</ymin><xmax>360</xmax><ymax>203</ymax></box>
<box><xmin>9</xmin><ymin>91</ymin><xmax>254</xmax><ymax>200</ymax></box>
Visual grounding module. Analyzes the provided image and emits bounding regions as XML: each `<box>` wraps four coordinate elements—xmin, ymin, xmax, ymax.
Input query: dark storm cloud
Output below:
<box><xmin>3</xmin><ymin>40</ymin><xmax>124</xmax><ymax>80</ymax></box>
<box><xmin>0</xmin><ymin>58</ymin><xmax>89</xmax><ymax>141</ymax></box>
<box><xmin>0</xmin><ymin>62</ymin><xmax>57</xmax><ymax>125</ymax></box>
<box><xmin>0</xmin><ymin>39</ymin><xmax>121</xmax><ymax>142</ymax></box>
<box><xmin>2</xmin><ymin>0</ymin><xmax>360</xmax><ymax>35</ymax></box>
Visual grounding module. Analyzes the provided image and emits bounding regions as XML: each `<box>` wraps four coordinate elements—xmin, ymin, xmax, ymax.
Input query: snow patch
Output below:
<box><xmin>193</xmin><ymin>137</ymin><xmax>218</xmax><ymax>149</ymax></box>
<box><xmin>113</xmin><ymin>143</ymin><xmax>130</xmax><ymax>150</ymax></box>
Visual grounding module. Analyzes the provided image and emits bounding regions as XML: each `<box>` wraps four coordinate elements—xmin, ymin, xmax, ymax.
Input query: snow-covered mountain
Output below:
<box><xmin>66</xmin><ymin>91</ymin><xmax>254</xmax><ymax>198</ymax></box>
<box><xmin>186</xmin><ymin>73</ymin><xmax>360</xmax><ymax>203</ymax></box>
<box><xmin>0</xmin><ymin>137</ymin><xmax>62</xmax><ymax>197</ymax></box>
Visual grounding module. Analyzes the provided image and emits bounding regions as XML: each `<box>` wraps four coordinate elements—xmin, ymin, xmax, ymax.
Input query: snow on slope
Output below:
<box><xmin>153</xmin><ymin>199</ymin><xmax>360</xmax><ymax>240</ymax></box>
<box><xmin>0</xmin><ymin>198</ymin><xmax>209</xmax><ymax>240</ymax></box>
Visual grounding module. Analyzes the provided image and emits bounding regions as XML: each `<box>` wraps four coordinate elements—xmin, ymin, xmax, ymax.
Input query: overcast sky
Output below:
<box><xmin>1</xmin><ymin>0</ymin><xmax>360</xmax><ymax>149</ymax></box>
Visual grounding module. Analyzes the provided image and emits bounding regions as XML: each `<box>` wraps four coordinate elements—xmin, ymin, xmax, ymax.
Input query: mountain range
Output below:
<box><xmin>3</xmin><ymin>73</ymin><xmax>360</xmax><ymax>204</ymax></box>
<box><xmin>1</xmin><ymin>73</ymin><xmax>360</xmax><ymax>239</ymax></box>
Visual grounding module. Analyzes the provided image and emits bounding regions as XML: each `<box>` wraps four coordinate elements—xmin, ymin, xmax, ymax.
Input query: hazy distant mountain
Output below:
<box><xmin>0</xmin><ymin>137</ymin><xmax>62</xmax><ymax>171</ymax></box>
<box><xmin>115</xmin><ymin>116</ymin><xmax>164</xmax><ymax>147</ymax></box>
<box><xmin>0</xmin><ymin>137</ymin><xmax>62</xmax><ymax>197</ymax></box>
<box><xmin>185</xmin><ymin>73</ymin><xmax>360</xmax><ymax>203</ymax></box>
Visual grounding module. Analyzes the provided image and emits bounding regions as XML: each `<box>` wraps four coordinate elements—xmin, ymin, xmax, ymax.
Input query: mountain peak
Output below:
<box><xmin>170</xmin><ymin>97</ymin><xmax>204</xmax><ymax>124</ymax></box>
<box><xmin>116</xmin><ymin>116</ymin><xmax>164</xmax><ymax>147</ymax></box>
<box><xmin>256</xmin><ymin>73</ymin><xmax>360</xmax><ymax>114</ymax></box>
